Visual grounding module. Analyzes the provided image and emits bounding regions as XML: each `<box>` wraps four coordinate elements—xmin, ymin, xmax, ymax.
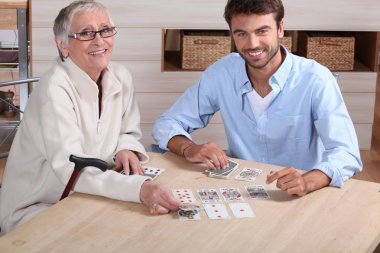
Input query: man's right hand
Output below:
<box><xmin>183</xmin><ymin>142</ymin><xmax>228</xmax><ymax>170</ymax></box>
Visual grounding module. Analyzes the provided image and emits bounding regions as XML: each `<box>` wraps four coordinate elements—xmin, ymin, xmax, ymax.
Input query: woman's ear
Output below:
<box><xmin>55</xmin><ymin>38</ymin><xmax>69</xmax><ymax>58</ymax></box>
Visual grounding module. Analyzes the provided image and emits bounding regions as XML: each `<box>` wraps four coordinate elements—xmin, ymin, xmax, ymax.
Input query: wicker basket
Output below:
<box><xmin>181</xmin><ymin>30</ymin><xmax>231</xmax><ymax>70</ymax></box>
<box><xmin>298</xmin><ymin>32</ymin><xmax>355</xmax><ymax>71</ymax></box>
<box><xmin>280</xmin><ymin>32</ymin><xmax>292</xmax><ymax>52</ymax></box>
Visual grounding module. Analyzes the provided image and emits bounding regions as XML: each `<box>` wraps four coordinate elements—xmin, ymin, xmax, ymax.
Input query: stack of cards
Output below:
<box><xmin>207</xmin><ymin>160</ymin><xmax>239</xmax><ymax>179</ymax></box>
<box><xmin>178</xmin><ymin>205</ymin><xmax>201</xmax><ymax>221</ymax></box>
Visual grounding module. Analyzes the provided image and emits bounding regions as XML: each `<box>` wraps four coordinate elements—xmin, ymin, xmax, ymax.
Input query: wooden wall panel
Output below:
<box><xmin>136</xmin><ymin>93</ymin><xmax>222</xmax><ymax>124</ymax></box>
<box><xmin>31</xmin><ymin>28</ymin><xmax>162</xmax><ymax>61</ymax></box>
<box><xmin>337</xmin><ymin>72</ymin><xmax>377</xmax><ymax>93</ymax></box>
<box><xmin>343</xmin><ymin>93</ymin><xmax>375</xmax><ymax>123</ymax></box>
<box><xmin>141</xmin><ymin>123</ymin><xmax>227</xmax><ymax>149</ymax></box>
<box><xmin>32</xmin><ymin>0</ymin><xmax>380</xmax><ymax>31</ymax></box>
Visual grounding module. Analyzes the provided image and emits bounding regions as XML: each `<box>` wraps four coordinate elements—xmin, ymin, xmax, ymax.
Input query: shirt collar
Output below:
<box><xmin>58</xmin><ymin>57</ymin><xmax>120</xmax><ymax>99</ymax></box>
<box><xmin>270</xmin><ymin>46</ymin><xmax>292</xmax><ymax>91</ymax></box>
<box><xmin>237</xmin><ymin>46</ymin><xmax>293</xmax><ymax>95</ymax></box>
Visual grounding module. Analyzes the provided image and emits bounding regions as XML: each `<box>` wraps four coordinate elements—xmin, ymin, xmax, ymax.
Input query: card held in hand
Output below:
<box><xmin>208</xmin><ymin>159</ymin><xmax>239</xmax><ymax>179</ymax></box>
<box><xmin>172</xmin><ymin>189</ymin><xmax>197</xmax><ymax>204</ymax></box>
<box><xmin>178</xmin><ymin>205</ymin><xmax>201</xmax><ymax>221</ymax></box>
<box><xmin>118</xmin><ymin>166</ymin><xmax>165</xmax><ymax>180</ymax></box>
<box><xmin>245</xmin><ymin>185</ymin><xmax>270</xmax><ymax>200</ymax></box>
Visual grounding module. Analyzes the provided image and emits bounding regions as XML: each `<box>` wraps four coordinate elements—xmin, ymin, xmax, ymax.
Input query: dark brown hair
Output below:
<box><xmin>224</xmin><ymin>0</ymin><xmax>284</xmax><ymax>28</ymax></box>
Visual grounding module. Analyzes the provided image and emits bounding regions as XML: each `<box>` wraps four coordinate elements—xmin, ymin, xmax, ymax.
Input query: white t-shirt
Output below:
<box><xmin>247</xmin><ymin>89</ymin><xmax>275</xmax><ymax>120</ymax></box>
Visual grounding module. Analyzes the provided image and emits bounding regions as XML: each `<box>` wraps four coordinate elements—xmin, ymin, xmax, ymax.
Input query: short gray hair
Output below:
<box><xmin>53</xmin><ymin>0</ymin><xmax>114</xmax><ymax>61</ymax></box>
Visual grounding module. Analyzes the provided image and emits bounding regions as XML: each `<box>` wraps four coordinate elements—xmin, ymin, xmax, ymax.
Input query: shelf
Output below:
<box><xmin>162</xmin><ymin>29</ymin><xmax>379</xmax><ymax>73</ymax></box>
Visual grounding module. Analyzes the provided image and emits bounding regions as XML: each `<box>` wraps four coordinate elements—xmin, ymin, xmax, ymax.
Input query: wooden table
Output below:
<box><xmin>0</xmin><ymin>152</ymin><xmax>380</xmax><ymax>252</ymax></box>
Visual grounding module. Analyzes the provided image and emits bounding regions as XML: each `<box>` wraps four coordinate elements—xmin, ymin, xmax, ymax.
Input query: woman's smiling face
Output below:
<box><xmin>62</xmin><ymin>9</ymin><xmax>114</xmax><ymax>81</ymax></box>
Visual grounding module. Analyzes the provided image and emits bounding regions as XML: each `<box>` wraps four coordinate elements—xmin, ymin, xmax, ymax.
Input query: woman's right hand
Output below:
<box><xmin>139</xmin><ymin>181</ymin><xmax>181</xmax><ymax>214</ymax></box>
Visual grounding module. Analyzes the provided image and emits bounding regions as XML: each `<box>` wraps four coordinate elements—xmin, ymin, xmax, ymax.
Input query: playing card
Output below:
<box><xmin>197</xmin><ymin>189</ymin><xmax>223</xmax><ymax>203</ymax></box>
<box><xmin>235</xmin><ymin>167</ymin><xmax>262</xmax><ymax>182</ymax></box>
<box><xmin>208</xmin><ymin>160</ymin><xmax>239</xmax><ymax>179</ymax></box>
<box><xmin>172</xmin><ymin>189</ymin><xmax>197</xmax><ymax>204</ymax></box>
<box><xmin>118</xmin><ymin>166</ymin><xmax>165</xmax><ymax>180</ymax></box>
<box><xmin>178</xmin><ymin>205</ymin><xmax>201</xmax><ymax>221</ymax></box>
<box><xmin>203</xmin><ymin>204</ymin><xmax>230</xmax><ymax>220</ymax></box>
<box><xmin>220</xmin><ymin>187</ymin><xmax>244</xmax><ymax>201</ymax></box>
<box><xmin>142</xmin><ymin>166</ymin><xmax>165</xmax><ymax>180</ymax></box>
<box><xmin>229</xmin><ymin>202</ymin><xmax>255</xmax><ymax>218</ymax></box>
<box><xmin>245</xmin><ymin>185</ymin><xmax>270</xmax><ymax>200</ymax></box>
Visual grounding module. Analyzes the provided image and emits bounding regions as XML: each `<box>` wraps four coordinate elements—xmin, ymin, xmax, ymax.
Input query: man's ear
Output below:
<box><xmin>278</xmin><ymin>19</ymin><xmax>284</xmax><ymax>39</ymax></box>
<box><xmin>55</xmin><ymin>38</ymin><xmax>69</xmax><ymax>58</ymax></box>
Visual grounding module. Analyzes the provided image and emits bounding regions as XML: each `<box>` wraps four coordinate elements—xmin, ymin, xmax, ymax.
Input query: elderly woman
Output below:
<box><xmin>0</xmin><ymin>0</ymin><xmax>180</xmax><ymax>234</ymax></box>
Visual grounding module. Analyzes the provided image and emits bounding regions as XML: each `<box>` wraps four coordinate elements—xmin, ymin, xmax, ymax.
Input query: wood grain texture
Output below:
<box><xmin>0</xmin><ymin>152</ymin><xmax>379</xmax><ymax>252</ymax></box>
<box><xmin>0</xmin><ymin>9</ymin><xmax>16</xmax><ymax>29</ymax></box>
<box><xmin>0</xmin><ymin>0</ymin><xmax>27</xmax><ymax>9</ymax></box>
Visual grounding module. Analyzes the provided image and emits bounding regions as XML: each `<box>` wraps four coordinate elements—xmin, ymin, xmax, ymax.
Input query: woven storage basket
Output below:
<box><xmin>298</xmin><ymin>32</ymin><xmax>355</xmax><ymax>71</ymax></box>
<box><xmin>280</xmin><ymin>32</ymin><xmax>292</xmax><ymax>52</ymax></box>
<box><xmin>181</xmin><ymin>30</ymin><xmax>231</xmax><ymax>70</ymax></box>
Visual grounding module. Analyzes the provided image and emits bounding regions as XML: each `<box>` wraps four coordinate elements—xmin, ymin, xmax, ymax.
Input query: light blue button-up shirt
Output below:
<box><xmin>152</xmin><ymin>49</ymin><xmax>362</xmax><ymax>188</ymax></box>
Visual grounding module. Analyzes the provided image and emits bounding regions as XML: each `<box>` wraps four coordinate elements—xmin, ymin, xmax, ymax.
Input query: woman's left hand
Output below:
<box><xmin>113</xmin><ymin>149</ymin><xmax>144</xmax><ymax>175</ymax></box>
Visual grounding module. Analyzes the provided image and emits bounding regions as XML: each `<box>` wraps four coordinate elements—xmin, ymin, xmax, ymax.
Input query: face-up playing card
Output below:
<box><xmin>197</xmin><ymin>189</ymin><xmax>223</xmax><ymax>203</ymax></box>
<box><xmin>208</xmin><ymin>160</ymin><xmax>239</xmax><ymax>179</ymax></box>
<box><xmin>172</xmin><ymin>189</ymin><xmax>197</xmax><ymax>204</ymax></box>
<box><xmin>229</xmin><ymin>202</ymin><xmax>255</xmax><ymax>218</ymax></box>
<box><xmin>203</xmin><ymin>203</ymin><xmax>230</xmax><ymax>220</ymax></box>
<box><xmin>142</xmin><ymin>166</ymin><xmax>165</xmax><ymax>180</ymax></box>
<box><xmin>220</xmin><ymin>187</ymin><xmax>244</xmax><ymax>201</ymax></box>
<box><xmin>178</xmin><ymin>205</ymin><xmax>201</xmax><ymax>221</ymax></box>
<box><xmin>245</xmin><ymin>185</ymin><xmax>270</xmax><ymax>200</ymax></box>
<box><xmin>118</xmin><ymin>166</ymin><xmax>165</xmax><ymax>180</ymax></box>
<box><xmin>235</xmin><ymin>167</ymin><xmax>262</xmax><ymax>182</ymax></box>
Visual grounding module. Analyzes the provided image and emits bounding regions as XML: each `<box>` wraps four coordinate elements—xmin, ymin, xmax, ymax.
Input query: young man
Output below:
<box><xmin>152</xmin><ymin>0</ymin><xmax>362</xmax><ymax>196</ymax></box>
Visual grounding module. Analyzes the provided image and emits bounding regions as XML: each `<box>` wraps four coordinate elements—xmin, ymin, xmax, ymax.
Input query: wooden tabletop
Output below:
<box><xmin>0</xmin><ymin>152</ymin><xmax>380</xmax><ymax>253</ymax></box>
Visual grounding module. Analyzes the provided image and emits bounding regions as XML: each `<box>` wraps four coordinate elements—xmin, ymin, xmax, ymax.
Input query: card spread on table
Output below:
<box><xmin>235</xmin><ymin>167</ymin><xmax>262</xmax><ymax>182</ymax></box>
<box><xmin>208</xmin><ymin>159</ymin><xmax>239</xmax><ymax>179</ymax></box>
<box><xmin>245</xmin><ymin>185</ymin><xmax>270</xmax><ymax>199</ymax></box>
<box><xmin>119</xmin><ymin>166</ymin><xmax>165</xmax><ymax>180</ymax></box>
<box><xmin>220</xmin><ymin>187</ymin><xmax>244</xmax><ymax>202</ymax></box>
<box><xmin>229</xmin><ymin>202</ymin><xmax>255</xmax><ymax>218</ymax></box>
<box><xmin>172</xmin><ymin>189</ymin><xmax>197</xmax><ymax>203</ymax></box>
<box><xmin>203</xmin><ymin>203</ymin><xmax>230</xmax><ymax>220</ymax></box>
<box><xmin>197</xmin><ymin>188</ymin><xmax>223</xmax><ymax>203</ymax></box>
<box><xmin>178</xmin><ymin>205</ymin><xmax>201</xmax><ymax>221</ymax></box>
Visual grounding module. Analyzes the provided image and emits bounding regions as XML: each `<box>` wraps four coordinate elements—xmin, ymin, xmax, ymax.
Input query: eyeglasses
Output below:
<box><xmin>68</xmin><ymin>27</ymin><xmax>117</xmax><ymax>41</ymax></box>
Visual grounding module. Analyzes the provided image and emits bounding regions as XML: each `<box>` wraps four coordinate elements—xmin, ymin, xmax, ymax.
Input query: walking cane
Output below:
<box><xmin>60</xmin><ymin>155</ymin><xmax>108</xmax><ymax>200</ymax></box>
